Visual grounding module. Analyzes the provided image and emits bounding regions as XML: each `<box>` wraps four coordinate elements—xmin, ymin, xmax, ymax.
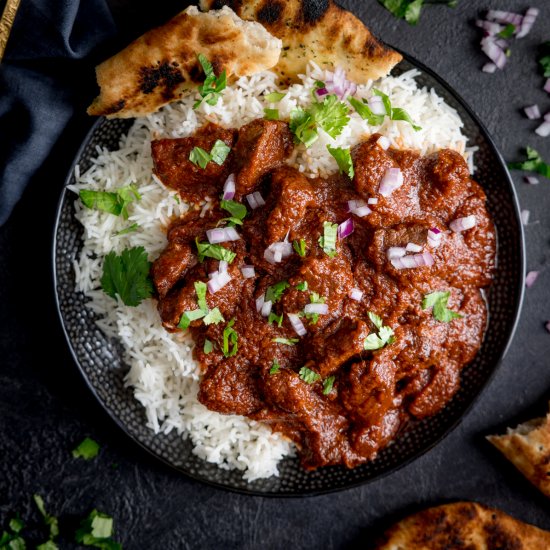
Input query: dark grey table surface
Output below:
<box><xmin>1</xmin><ymin>1</ymin><xmax>550</xmax><ymax>548</ymax></box>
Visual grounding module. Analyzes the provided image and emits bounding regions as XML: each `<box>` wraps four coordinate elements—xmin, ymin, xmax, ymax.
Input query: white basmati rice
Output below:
<box><xmin>70</xmin><ymin>62</ymin><xmax>473</xmax><ymax>480</ymax></box>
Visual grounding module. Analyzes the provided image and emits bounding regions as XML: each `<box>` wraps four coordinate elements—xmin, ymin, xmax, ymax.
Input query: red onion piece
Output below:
<box><xmin>526</xmin><ymin>270</ymin><xmax>539</xmax><ymax>288</ymax></box>
<box><xmin>521</xmin><ymin>209</ymin><xmax>530</xmax><ymax>226</ymax></box>
<box><xmin>486</xmin><ymin>10</ymin><xmax>523</xmax><ymax>26</ymax></box>
<box><xmin>406</xmin><ymin>243</ymin><xmax>422</xmax><ymax>253</ymax></box>
<box><xmin>544</xmin><ymin>79</ymin><xmax>550</xmax><ymax>94</ymax></box>
<box><xmin>207</xmin><ymin>270</ymin><xmax>231</xmax><ymax>294</ymax></box>
<box><xmin>337</xmin><ymin>218</ymin><xmax>354</xmax><ymax>240</ymax></box>
<box><xmin>347</xmin><ymin>199</ymin><xmax>371</xmax><ymax>217</ymax></box>
<box><xmin>350</xmin><ymin>288</ymin><xmax>363</xmax><ymax>301</ymax></box>
<box><xmin>476</xmin><ymin>19</ymin><xmax>504</xmax><ymax>36</ymax></box>
<box><xmin>535</xmin><ymin>121</ymin><xmax>550</xmax><ymax>137</ymax></box>
<box><xmin>391</xmin><ymin>252</ymin><xmax>433</xmax><ymax>270</ymax></box>
<box><xmin>288</xmin><ymin>313</ymin><xmax>307</xmax><ymax>337</ymax></box>
<box><xmin>316</xmin><ymin>87</ymin><xmax>329</xmax><ymax>97</ymax></box>
<box><xmin>401</xmin><ymin>256</ymin><xmax>417</xmax><ymax>269</ymax></box>
<box><xmin>206</xmin><ymin>227</ymin><xmax>240</xmax><ymax>244</ymax></box>
<box><xmin>545</xmin><ymin>112</ymin><xmax>550</xmax><ymax>122</ymax></box>
<box><xmin>222</xmin><ymin>174</ymin><xmax>236</xmax><ymax>200</ymax></box>
<box><xmin>450</xmin><ymin>215</ymin><xmax>477</xmax><ymax>233</ymax></box>
<box><xmin>208</xmin><ymin>271</ymin><xmax>217</xmax><ymax>279</ymax></box>
<box><xmin>524</xmin><ymin>104</ymin><xmax>541</xmax><ymax>120</ymax></box>
<box><xmin>324</xmin><ymin>66</ymin><xmax>357</xmax><ymax>100</ymax></box>
<box><xmin>246</xmin><ymin>191</ymin><xmax>265</xmax><ymax>210</ymax></box>
<box><xmin>377</xmin><ymin>136</ymin><xmax>390</xmax><ymax>150</ymax></box>
<box><xmin>368</xmin><ymin>197</ymin><xmax>378</xmax><ymax>205</ymax></box>
<box><xmin>219</xmin><ymin>260</ymin><xmax>228</xmax><ymax>273</ymax></box>
<box><xmin>264</xmin><ymin>240</ymin><xmax>293</xmax><ymax>264</ymax></box>
<box><xmin>379</xmin><ymin>167</ymin><xmax>404</xmax><ymax>197</ymax></box>
<box><xmin>240</xmin><ymin>265</ymin><xmax>255</xmax><ymax>279</ymax></box>
<box><xmin>524</xmin><ymin>176</ymin><xmax>540</xmax><ymax>185</ymax></box>
<box><xmin>427</xmin><ymin>228</ymin><xmax>442</xmax><ymax>249</ymax></box>
<box><xmin>256</xmin><ymin>294</ymin><xmax>265</xmax><ymax>313</ymax></box>
<box><xmin>516</xmin><ymin>7</ymin><xmax>539</xmax><ymax>38</ymax></box>
<box><xmin>261</xmin><ymin>300</ymin><xmax>273</xmax><ymax>317</ymax></box>
<box><xmin>304</xmin><ymin>303</ymin><xmax>329</xmax><ymax>315</ymax></box>
<box><xmin>482</xmin><ymin>63</ymin><xmax>497</xmax><ymax>74</ymax></box>
<box><xmin>368</xmin><ymin>95</ymin><xmax>386</xmax><ymax>116</ymax></box>
<box><xmin>481</xmin><ymin>37</ymin><xmax>507</xmax><ymax>70</ymax></box>
<box><xmin>387</xmin><ymin>247</ymin><xmax>406</xmax><ymax>260</ymax></box>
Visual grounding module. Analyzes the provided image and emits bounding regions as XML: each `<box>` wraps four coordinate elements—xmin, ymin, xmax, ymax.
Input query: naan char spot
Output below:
<box><xmin>87</xmin><ymin>6</ymin><xmax>282</xmax><ymax>119</ymax></box>
<box><xmin>199</xmin><ymin>0</ymin><xmax>402</xmax><ymax>84</ymax></box>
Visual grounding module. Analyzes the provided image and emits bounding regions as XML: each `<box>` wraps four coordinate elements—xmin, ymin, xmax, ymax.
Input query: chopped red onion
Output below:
<box><xmin>450</xmin><ymin>215</ymin><xmax>477</xmax><ymax>233</ymax></box>
<box><xmin>387</xmin><ymin>247</ymin><xmax>406</xmax><ymax>260</ymax></box>
<box><xmin>391</xmin><ymin>251</ymin><xmax>433</xmax><ymax>270</ymax></box>
<box><xmin>219</xmin><ymin>260</ymin><xmax>228</xmax><ymax>273</ymax></box>
<box><xmin>240</xmin><ymin>265</ymin><xmax>255</xmax><ymax>279</ymax></box>
<box><xmin>521</xmin><ymin>209</ymin><xmax>530</xmax><ymax>226</ymax></box>
<box><xmin>481</xmin><ymin>36</ymin><xmax>507</xmax><ymax>70</ymax></box>
<box><xmin>337</xmin><ymin>218</ymin><xmax>354</xmax><ymax>240</ymax></box>
<box><xmin>377</xmin><ymin>136</ymin><xmax>390</xmax><ymax>150</ymax></box>
<box><xmin>261</xmin><ymin>300</ymin><xmax>273</xmax><ymax>317</ymax></box>
<box><xmin>516</xmin><ymin>7</ymin><xmax>539</xmax><ymax>38</ymax></box>
<box><xmin>545</xmin><ymin>112</ymin><xmax>550</xmax><ymax>122</ymax></box>
<box><xmin>427</xmin><ymin>228</ymin><xmax>443</xmax><ymax>248</ymax></box>
<box><xmin>524</xmin><ymin>105</ymin><xmax>541</xmax><ymax>120</ymax></box>
<box><xmin>256</xmin><ymin>294</ymin><xmax>265</xmax><ymax>313</ymax></box>
<box><xmin>524</xmin><ymin>176</ymin><xmax>540</xmax><ymax>185</ymax></box>
<box><xmin>316</xmin><ymin>87</ymin><xmax>329</xmax><ymax>97</ymax></box>
<box><xmin>368</xmin><ymin>197</ymin><xmax>378</xmax><ymax>205</ymax></box>
<box><xmin>206</xmin><ymin>227</ymin><xmax>240</xmax><ymax>244</ymax></box>
<box><xmin>535</xmin><ymin>120</ymin><xmax>550</xmax><ymax>137</ymax></box>
<box><xmin>264</xmin><ymin>240</ymin><xmax>293</xmax><ymax>264</ymax></box>
<box><xmin>486</xmin><ymin>10</ymin><xmax>523</xmax><ymax>26</ymax></box>
<box><xmin>288</xmin><ymin>313</ymin><xmax>307</xmax><ymax>337</ymax></box>
<box><xmin>246</xmin><ymin>191</ymin><xmax>266</xmax><ymax>210</ymax></box>
<box><xmin>304</xmin><ymin>303</ymin><xmax>329</xmax><ymax>315</ymax></box>
<box><xmin>347</xmin><ymin>199</ymin><xmax>371</xmax><ymax>217</ymax></box>
<box><xmin>401</xmin><ymin>256</ymin><xmax>417</xmax><ymax>269</ymax></box>
<box><xmin>482</xmin><ymin>63</ymin><xmax>498</xmax><ymax>74</ymax></box>
<box><xmin>379</xmin><ymin>167</ymin><xmax>404</xmax><ymax>197</ymax></box>
<box><xmin>324</xmin><ymin>66</ymin><xmax>357</xmax><ymax>100</ymax></box>
<box><xmin>406</xmin><ymin>243</ymin><xmax>422</xmax><ymax>253</ymax></box>
<box><xmin>350</xmin><ymin>288</ymin><xmax>363</xmax><ymax>301</ymax></box>
<box><xmin>208</xmin><ymin>271</ymin><xmax>217</xmax><ymax>279</ymax></box>
<box><xmin>222</xmin><ymin>174</ymin><xmax>236</xmax><ymax>200</ymax></box>
<box><xmin>475</xmin><ymin>19</ymin><xmax>504</xmax><ymax>36</ymax></box>
<box><xmin>526</xmin><ymin>270</ymin><xmax>539</xmax><ymax>288</ymax></box>
<box><xmin>368</xmin><ymin>95</ymin><xmax>386</xmax><ymax>116</ymax></box>
<box><xmin>207</xmin><ymin>270</ymin><xmax>231</xmax><ymax>294</ymax></box>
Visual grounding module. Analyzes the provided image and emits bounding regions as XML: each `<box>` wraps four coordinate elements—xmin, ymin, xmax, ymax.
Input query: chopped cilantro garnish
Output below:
<box><xmin>378</xmin><ymin>0</ymin><xmax>457</xmax><ymax>25</ymax></box>
<box><xmin>348</xmin><ymin>97</ymin><xmax>385</xmax><ymax>126</ymax></box>
<box><xmin>318</xmin><ymin>221</ymin><xmax>338</xmax><ymax>257</ymax></box>
<box><xmin>265</xmin><ymin>91</ymin><xmax>286</xmax><ymax>102</ymax></box>
<box><xmin>36</xmin><ymin>542</ymin><xmax>58</xmax><ymax>550</ymax></box>
<box><xmin>498</xmin><ymin>23</ymin><xmax>516</xmax><ymax>39</ymax></box>
<box><xmin>8</xmin><ymin>518</ymin><xmax>23</xmax><ymax>534</ymax></box>
<box><xmin>1</xmin><ymin>529</ymin><xmax>26</xmax><ymax>550</ymax></box>
<box><xmin>364</xmin><ymin>312</ymin><xmax>395</xmax><ymax>350</ymax></box>
<box><xmin>296</xmin><ymin>281</ymin><xmax>308</xmax><ymax>291</ymax></box>
<box><xmin>268</xmin><ymin>312</ymin><xmax>284</xmax><ymax>327</ymax></box>
<box><xmin>265</xmin><ymin>281</ymin><xmax>290</xmax><ymax>304</ymax></box>
<box><xmin>178</xmin><ymin>309</ymin><xmax>206</xmax><ymax>330</ymax></box>
<box><xmin>33</xmin><ymin>495</ymin><xmax>59</xmax><ymax>541</ymax></box>
<box><xmin>422</xmin><ymin>291</ymin><xmax>462</xmax><ymax>323</ymax></box>
<box><xmin>269</xmin><ymin>359</ymin><xmax>281</xmax><ymax>375</ymax></box>
<box><xmin>194</xmin><ymin>281</ymin><xmax>208</xmax><ymax>313</ymax></box>
<box><xmin>289</xmin><ymin>108</ymin><xmax>318</xmax><ymax>147</ymax></box>
<box><xmin>189</xmin><ymin>140</ymin><xmax>231</xmax><ymax>169</ymax></box>
<box><xmin>75</xmin><ymin>509</ymin><xmax>121</xmax><ymax>550</ymax></box>
<box><xmin>273</xmin><ymin>337</ymin><xmax>299</xmax><ymax>345</ymax></box>
<box><xmin>115</xmin><ymin>223</ymin><xmax>139</xmax><ymax>236</ymax></box>
<box><xmin>203</xmin><ymin>339</ymin><xmax>213</xmax><ymax>354</ymax></box>
<box><xmin>195</xmin><ymin>239</ymin><xmax>237</xmax><ymax>263</ymax></box>
<box><xmin>220</xmin><ymin>200</ymin><xmax>247</xmax><ymax>223</ymax></box>
<box><xmin>508</xmin><ymin>146</ymin><xmax>550</xmax><ymax>178</ymax></box>
<box><xmin>100</xmin><ymin>246</ymin><xmax>153</xmax><ymax>307</ymax></box>
<box><xmin>203</xmin><ymin>307</ymin><xmax>225</xmax><ymax>325</ymax></box>
<box><xmin>327</xmin><ymin>145</ymin><xmax>354</xmax><ymax>178</ymax></box>
<box><xmin>72</xmin><ymin>437</ymin><xmax>100</xmax><ymax>460</ymax></box>
<box><xmin>293</xmin><ymin>239</ymin><xmax>307</xmax><ymax>257</ymax></box>
<box><xmin>539</xmin><ymin>42</ymin><xmax>550</xmax><ymax>77</ymax></box>
<box><xmin>323</xmin><ymin>375</ymin><xmax>336</xmax><ymax>395</ymax></box>
<box><xmin>299</xmin><ymin>366</ymin><xmax>321</xmax><ymax>384</ymax></box>
<box><xmin>189</xmin><ymin>146</ymin><xmax>211</xmax><ymax>169</ymax></box>
<box><xmin>304</xmin><ymin>292</ymin><xmax>326</xmax><ymax>324</ymax></box>
<box><xmin>222</xmin><ymin>319</ymin><xmax>238</xmax><ymax>357</ymax></box>
<box><xmin>264</xmin><ymin>108</ymin><xmax>280</xmax><ymax>120</ymax></box>
<box><xmin>194</xmin><ymin>53</ymin><xmax>227</xmax><ymax>109</ymax></box>
<box><xmin>80</xmin><ymin>184</ymin><xmax>141</xmax><ymax>220</ymax></box>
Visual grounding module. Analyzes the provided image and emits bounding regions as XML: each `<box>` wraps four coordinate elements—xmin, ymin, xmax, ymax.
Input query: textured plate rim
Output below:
<box><xmin>52</xmin><ymin>50</ymin><xmax>526</xmax><ymax>498</ymax></box>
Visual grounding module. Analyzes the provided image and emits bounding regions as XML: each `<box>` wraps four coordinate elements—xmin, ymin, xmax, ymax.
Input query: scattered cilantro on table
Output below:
<box><xmin>33</xmin><ymin>495</ymin><xmax>59</xmax><ymax>544</ymax></box>
<box><xmin>508</xmin><ymin>147</ymin><xmax>550</xmax><ymax>179</ymax></box>
<box><xmin>72</xmin><ymin>437</ymin><xmax>100</xmax><ymax>460</ymax></box>
<box><xmin>378</xmin><ymin>0</ymin><xmax>458</xmax><ymax>25</ymax></box>
<box><xmin>539</xmin><ymin>42</ymin><xmax>550</xmax><ymax>77</ymax></box>
<box><xmin>75</xmin><ymin>509</ymin><xmax>121</xmax><ymax>550</ymax></box>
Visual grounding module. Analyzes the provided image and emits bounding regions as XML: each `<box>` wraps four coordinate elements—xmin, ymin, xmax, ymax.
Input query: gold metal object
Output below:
<box><xmin>0</xmin><ymin>0</ymin><xmax>22</xmax><ymax>62</ymax></box>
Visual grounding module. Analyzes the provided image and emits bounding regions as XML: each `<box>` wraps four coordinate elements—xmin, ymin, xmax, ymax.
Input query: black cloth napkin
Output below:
<box><xmin>0</xmin><ymin>0</ymin><xmax>117</xmax><ymax>225</ymax></box>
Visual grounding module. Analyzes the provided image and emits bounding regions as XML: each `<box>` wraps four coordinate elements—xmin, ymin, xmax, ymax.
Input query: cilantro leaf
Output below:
<box><xmin>195</xmin><ymin>239</ymin><xmax>237</xmax><ymax>263</ymax></box>
<box><xmin>80</xmin><ymin>184</ymin><xmax>141</xmax><ymax>220</ymax></box>
<box><xmin>364</xmin><ymin>313</ymin><xmax>395</xmax><ymax>350</ymax></box>
<box><xmin>203</xmin><ymin>307</ymin><xmax>225</xmax><ymax>325</ymax></box>
<box><xmin>37</xmin><ymin>542</ymin><xmax>58</xmax><ymax>550</ymax></box>
<box><xmin>349</xmin><ymin>97</ymin><xmax>385</xmax><ymax>126</ymax></box>
<box><xmin>323</xmin><ymin>375</ymin><xmax>336</xmax><ymax>395</ymax></box>
<box><xmin>220</xmin><ymin>200</ymin><xmax>247</xmax><ymax>222</ymax></box>
<box><xmin>265</xmin><ymin>281</ymin><xmax>290</xmax><ymax>304</ymax></box>
<box><xmin>203</xmin><ymin>339</ymin><xmax>213</xmax><ymax>354</ymax></box>
<box><xmin>1</xmin><ymin>530</ymin><xmax>26</xmax><ymax>550</ymax></box>
<box><xmin>194</xmin><ymin>281</ymin><xmax>208</xmax><ymax>313</ymax></box>
<box><xmin>269</xmin><ymin>359</ymin><xmax>281</xmax><ymax>375</ymax></box>
<box><xmin>115</xmin><ymin>223</ymin><xmax>139</xmax><ymax>236</ymax></box>
<box><xmin>100</xmin><ymin>246</ymin><xmax>153</xmax><ymax>307</ymax></box>
<box><xmin>265</xmin><ymin>91</ymin><xmax>286</xmax><ymax>102</ymax></box>
<box><xmin>296</xmin><ymin>281</ymin><xmax>308</xmax><ymax>291</ymax></box>
<box><xmin>33</xmin><ymin>495</ymin><xmax>59</xmax><ymax>541</ymax></box>
<box><xmin>8</xmin><ymin>518</ymin><xmax>24</xmax><ymax>534</ymax></box>
<box><xmin>327</xmin><ymin>145</ymin><xmax>354</xmax><ymax>178</ymax></box>
<box><xmin>539</xmin><ymin>42</ymin><xmax>550</xmax><ymax>77</ymax></box>
<box><xmin>210</xmin><ymin>140</ymin><xmax>231</xmax><ymax>165</ymax></box>
<box><xmin>289</xmin><ymin>108</ymin><xmax>318</xmax><ymax>147</ymax></box>
<box><xmin>299</xmin><ymin>366</ymin><xmax>321</xmax><ymax>384</ymax></box>
<box><xmin>72</xmin><ymin>437</ymin><xmax>100</xmax><ymax>460</ymax></box>
<box><xmin>194</xmin><ymin>53</ymin><xmax>227</xmax><ymax>109</ymax></box>
<box><xmin>373</xmin><ymin>89</ymin><xmax>422</xmax><ymax>130</ymax></box>
<box><xmin>508</xmin><ymin>146</ymin><xmax>550</xmax><ymax>178</ymax></box>
<box><xmin>178</xmin><ymin>309</ymin><xmax>206</xmax><ymax>330</ymax></box>
<box><xmin>379</xmin><ymin>0</ymin><xmax>457</xmax><ymax>25</ymax></box>
<box><xmin>422</xmin><ymin>291</ymin><xmax>462</xmax><ymax>323</ymax></box>
<box><xmin>75</xmin><ymin>509</ymin><xmax>121</xmax><ymax>550</ymax></box>
<box><xmin>268</xmin><ymin>312</ymin><xmax>284</xmax><ymax>327</ymax></box>
<box><xmin>318</xmin><ymin>221</ymin><xmax>338</xmax><ymax>257</ymax></box>
<box><xmin>264</xmin><ymin>108</ymin><xmax>279</xmax><ymax>120</ymax></box>
<box><xmin>293</xmin><ymin>239</ymin><xmax>307</xmax><ymax>257</ymax></box>
<box><xmin>368</xmin><ymin>311</ymin><xmax>383</xmax><ymax>330</ymax></box>
<box><xmin>223</xmin><ymin>319</ymin><xmax>238</xmax><ymax>357</ymax></box>
<box><xmin>273</xmin><ymin>337</ymin><xmax>299</xmax><ymax>345</ymax></box>
<box><xmin>498</xmin><ymin>23</ymin><xmax>516</xmax><ymax>39</ymax></box>
<box><xmin>189</xmin><ymin>146</ymin><xmax>211</xmax><ymax>169</ymax></box>
<box><xmin>309</xmin><ymin>94</ymin><xmax>350</xmax><ymax>139</ymax></box>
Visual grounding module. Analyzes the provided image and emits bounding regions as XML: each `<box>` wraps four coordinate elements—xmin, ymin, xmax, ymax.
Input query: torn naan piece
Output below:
<box><xmin>87</xmin><ymin>6</ymin><xmax>282</xmax><ymax>118</ymax></box>
<box><xmin>199</xmin><ymin>0</ymin><xmax>402</xmax><ymax>83</ymax></box>
<box><xmin>487</xmin><ymin>403</ymin><xmax>550</xmax><ymax>498</ymax></box>
<box><xmin>375</xmin><ymin>502</ymin><xmax>550</xmax><ymax>550</ymax></box>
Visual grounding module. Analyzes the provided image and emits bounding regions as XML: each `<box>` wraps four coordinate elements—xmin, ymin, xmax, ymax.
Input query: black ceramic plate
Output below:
<box><xmin>53</xmin><ymin>55</ymin><xmax>525</xmax><ymax>496</ymax></box>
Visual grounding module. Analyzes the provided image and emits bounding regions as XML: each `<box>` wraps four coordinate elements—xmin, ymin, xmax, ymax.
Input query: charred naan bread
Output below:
<box><xmin>88</xmin><ymin>6</ymin><xmax>282</xmax><ymax>118</ymax></box>
<box><xmin>487</xmin><ymin>403</ymin><xmax>550</xmax><ymax>498</ymax></box>
<box><xmin>199</xmin><ymin>0</ymin><xmax>402</xmax><ymax>83</ymax></box>
<box><xmin>375</xmin><ymin>502</ymin><xmax>550</xmax><ymax>550</ymax></box>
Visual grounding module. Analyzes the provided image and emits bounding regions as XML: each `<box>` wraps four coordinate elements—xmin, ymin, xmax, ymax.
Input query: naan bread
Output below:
<box><xmin>199</xmin><ymin>0</ymin><xmax>402</xmax><ymax>83</ymax></box>
<box><xmin>88</xmin><ymin>6</ymin><xmax>282</xmax><ymax>118</ymax></box>
<box><xmin>376</xmin><ymin>502</ymin><xmax>550</xmax><ymax>550</ymax></box>
<box><xmin>487</xmin><ymin>403</ymin><xmax>550</xmax><ymax>498</ymax></box>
